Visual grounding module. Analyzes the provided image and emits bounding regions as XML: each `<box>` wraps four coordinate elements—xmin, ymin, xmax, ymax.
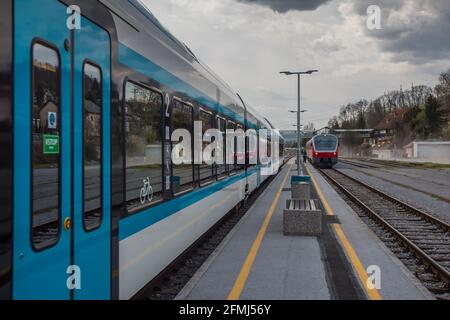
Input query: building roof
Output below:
<box><xmin>403</xmin><ymin>141</ymin><xmax>415</xmax><ymax>149</ymax></box>
<box><xmin>38</xmin><ymin>100</ymin><xmax>57</xmax><ymax>112</ymax></box>
<box><xmin>84</xmin><ymin>100</ymin><xmax>101</xmax><ymax>114</ymax></box>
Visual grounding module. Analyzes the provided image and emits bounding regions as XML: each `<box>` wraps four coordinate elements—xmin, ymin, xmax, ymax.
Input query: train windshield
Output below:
<box><xmin>314</xmin><ymin>135</ymin><xmax>338</xmax><ymax>151</ymax></box>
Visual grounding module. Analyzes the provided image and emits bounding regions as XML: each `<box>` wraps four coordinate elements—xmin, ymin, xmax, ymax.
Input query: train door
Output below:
<box><xmin>72</xmin><ymin>12</ymin><xmax>111</xmax><ymax>300</ymax></box>
<box><xmin>13</xmin><ymin>0</ymin><xmax>111</xmax><ymax>299</ymax></box>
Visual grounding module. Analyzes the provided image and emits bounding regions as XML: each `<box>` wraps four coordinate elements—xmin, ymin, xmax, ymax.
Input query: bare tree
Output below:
<box><xmin>303</xmin><ymin>122</ymin><xmax>315</xmax><ymax>132</ymax></box>
<box><xmin>435</xmin><ymin>69</ymin><xmax>450</xmax><ymax>118</ymax></box>
<box><xmin>328</xmin><ymin>116</ymin><xmax>340</xmax><ymax>129</ymax></box>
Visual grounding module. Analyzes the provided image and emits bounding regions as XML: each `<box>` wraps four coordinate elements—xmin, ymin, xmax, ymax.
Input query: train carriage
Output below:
<box><xmin>306</xmin><ymin>134</ymin><xmax>339</xmax><ymax>168</ymax></box>
<box><xmin>0</xmin><ymin>0</ymin><xmax>285</xmax><ymax>300</ymax></box>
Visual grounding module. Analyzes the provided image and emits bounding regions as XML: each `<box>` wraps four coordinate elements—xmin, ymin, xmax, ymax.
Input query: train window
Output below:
<box><xmin>279</xmin><ymin>141</ymin><xmax>284</xmax><ymax>158</ymax></box>
<box><xmin>125</xmin><ymin>81</ymin><xmax>163</xmax><ymax>212</ymax></box>
<box><xmin>172</xmin><ymin>100</ymin><xmax>194</xmax><ymax>194</ymax></box>
<box><xmin>227</xmin><ymin>121</ymin><xmax>236</xmax><ymax>174</ymax></box>
<box><xmin>247</xmin><ymin>129</ymin><xmax>258</xmax><ymax>168</ymax></box>
<box><xmin>217</xmin><ymin>117</ymin><xmax>227</xmax><ymax>178</ymax></box>
<box><xmin>256</xmin><ymin>129</ymin><xmax>260</xmax><ymax>167</ymax></box>
<box><xmin>314</xmin><ymin>135</ymin><xmax>338</xmax><ymax>151</ymax></box>
<box><xmin>31</xmin><ymin>42</ymin><xmax>61</xmax><ymax>250</ymax></box>
<box><xmin>236</xmin><ymin>124</ymin><xmax>245</xmax><ymax>172</ymax></box>
<box><xmin>199</xmin><ymin>110</ymin><xmax>214</xmax><ymax>185</ymax></box>
<box><xmin>83</xmin><ymin>62</ymin><xmax>103</xmax><ymax>231</ymax></box>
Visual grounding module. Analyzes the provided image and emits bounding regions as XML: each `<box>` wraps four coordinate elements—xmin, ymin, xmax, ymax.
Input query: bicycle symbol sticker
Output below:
<box><xmin>140</xmin><ymin>177</ymin><xmax>154</xmax><ymax>204</ymax></box>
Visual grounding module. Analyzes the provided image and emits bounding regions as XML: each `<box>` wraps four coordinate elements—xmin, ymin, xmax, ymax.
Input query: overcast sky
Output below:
<box><xmin>143</xmin><ymin>0</ymin><xmax>450</xmax><ymax>129</ymax></box>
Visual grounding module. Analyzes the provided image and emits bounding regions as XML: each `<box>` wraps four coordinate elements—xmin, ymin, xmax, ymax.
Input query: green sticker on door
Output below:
<box><xmin>43</xmin><ymin>134</ymin><xmax>60</xmax><ymax>155</ymax></box>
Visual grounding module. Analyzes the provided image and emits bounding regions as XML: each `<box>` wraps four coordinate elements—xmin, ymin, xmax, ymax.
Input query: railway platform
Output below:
<box><xmin>175</xmin><ymin>160</ymin><xmax>434</xmax><ymax>300</ymax></box>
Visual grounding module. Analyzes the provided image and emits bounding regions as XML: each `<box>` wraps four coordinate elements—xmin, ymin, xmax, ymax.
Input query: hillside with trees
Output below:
<box><xmin>328</xmin><ymin>69</ymin><xmax>450</xmax><ymax>157</ymax></box>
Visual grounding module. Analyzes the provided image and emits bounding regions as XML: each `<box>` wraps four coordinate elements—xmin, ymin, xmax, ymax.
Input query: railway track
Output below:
<box><xmin>320</xmin><ymin>168</ymin><xmax>450</xmax><ymax>300</ymax></box>
<box><xmin>339</xmin><ymin>159</ymin><xmax>380</xmax><ymax>169</ymax></box>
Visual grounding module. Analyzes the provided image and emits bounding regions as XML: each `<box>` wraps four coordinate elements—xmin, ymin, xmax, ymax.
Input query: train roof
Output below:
<box><xmin>99</xmin><ymin>0</ymin><xmax>270</xmax><ymax>129</ymax></box>
<box><xmin>309</xmin><ymin>133</ymin><xmax>338</xmax><ymax>141</ymax></box>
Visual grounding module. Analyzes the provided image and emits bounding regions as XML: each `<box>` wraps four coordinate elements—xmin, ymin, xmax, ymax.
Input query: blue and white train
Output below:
<box><xmin>0</xmin><ymin>0</ymin><xmax>285</xmax><ymax>299</ymax></box>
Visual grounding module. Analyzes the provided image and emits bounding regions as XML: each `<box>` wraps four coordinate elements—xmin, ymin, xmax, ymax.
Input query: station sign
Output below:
<box><xmin>43</xmin><ymin>134</ymin><xmax>60</xmax><ymax>155</ymax></box>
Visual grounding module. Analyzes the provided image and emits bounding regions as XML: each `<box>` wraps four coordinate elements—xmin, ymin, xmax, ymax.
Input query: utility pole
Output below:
<box><xmin>280</xmin><ymin>70</ymin><xmax>318</xmax><ymax>175</ymax></box>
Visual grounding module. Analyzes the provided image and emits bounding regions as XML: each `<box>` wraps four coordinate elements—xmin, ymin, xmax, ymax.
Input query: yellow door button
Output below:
<box><xmin>64</xmin><ymin>218</ymin><xmax>72</xmax><ymax>231</ymax></box>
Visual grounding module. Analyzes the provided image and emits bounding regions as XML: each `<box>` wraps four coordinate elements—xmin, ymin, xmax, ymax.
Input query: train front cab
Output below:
<box><xmin>306</xmin><ymin>135</ymin><xmax>339</xmax><ymax>168</ymax></box>
<box><xmin>8</xmin><ymin>0</ymin><xmax>113</xmax><ymax>299</ymax></box>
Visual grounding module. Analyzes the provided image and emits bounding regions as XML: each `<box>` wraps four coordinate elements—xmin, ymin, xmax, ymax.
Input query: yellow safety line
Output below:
<box><xmin>227</xmin><ymin>164</ymin><xmax>293</xmax><ymax>300</ymax></box>
<box><xmin>305</xmin><ymin>164</ymin><xmax>382</xmax><ymax>300</ymax></box>
<box><xmin>333</xmin><ymin>224</ymin><xmax>382</xmax><ymax>300</ymax></box>
<box><xmin>306</xmin><ymin>165</ymin><xmax>334</xmax><ymax>216</ymax></box>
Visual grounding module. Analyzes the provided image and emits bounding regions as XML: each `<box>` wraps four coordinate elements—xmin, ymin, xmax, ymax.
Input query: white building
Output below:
<box><xmin>403</xmin><ymin>141</ymin><xmax>450</xmax><ymax>163</ymax></box>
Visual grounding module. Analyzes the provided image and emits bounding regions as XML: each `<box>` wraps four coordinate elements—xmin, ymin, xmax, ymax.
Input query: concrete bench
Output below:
<box><xmin>291</xmin><ymin>175</ymin><xmax>311</xmax><ymax>200</ymax></box>
<box><xmin>283</xmin><ymin>199</ymin><xmax>322</xmax><ymax>236</ymax></box>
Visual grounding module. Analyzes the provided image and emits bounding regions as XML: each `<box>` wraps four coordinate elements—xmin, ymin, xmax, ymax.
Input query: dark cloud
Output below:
<box><xmin>351</xmin><ymin>0</ymin><xmax>450</xmax><ymax>64</ymax></box>
<box><xmin>237</xmin><ymin>0</ymin><xmax>332</xmax><ymax>13</ymax></box>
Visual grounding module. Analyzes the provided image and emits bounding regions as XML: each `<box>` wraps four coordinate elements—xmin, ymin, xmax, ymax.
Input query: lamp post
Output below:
<box><xmin>291</xmin><ymin>111</ymin><xmax>308</xmax><ymax>154</ymax></box>
<box><xmin>280</xmin><ymin>70</ymin><xmax>318</xmax><ymax>175</ymax></box>
<box><xmin>288</xmin><ymin>110</ymin><xmax>308</xmax><ymax>114</ymax></box>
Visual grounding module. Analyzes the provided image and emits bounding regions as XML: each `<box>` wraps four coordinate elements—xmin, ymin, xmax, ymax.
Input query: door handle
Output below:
<box><xmin>64</xmin><ymin>217</ymin><xmax>72</xmax><ymax>231</ymax></box>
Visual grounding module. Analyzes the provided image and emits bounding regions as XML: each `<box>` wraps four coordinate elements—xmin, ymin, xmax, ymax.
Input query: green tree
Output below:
<box><xmin>411</xmin><ymin>109</ymin><xmax>427</xmax><ymax>139</ymax></box>
<box><xmin>411</xmin><ymin>96</ymin><xmax>444</xmax><ymax>139</ymax></box>
<box><xmin>424</xmin><ymin>96</ymin><xmax>444</xmax><ymax>138</ymax></box>
<box><xmin>435</xmin><ymin>69</ymin><xmax>450</xmax><ymax>133</ymax></box>
<box><xmin>404</xmin><ymin>106</ymin><xmax>421</xmax><ymax>129</ymax></box>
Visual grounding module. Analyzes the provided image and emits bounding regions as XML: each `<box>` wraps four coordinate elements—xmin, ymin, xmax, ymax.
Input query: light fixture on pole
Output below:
<box><xmin>280</xmin><ymin>70</ymin><xmax>318</xmax><ymax>175</ymax></box>
<box><xmin>289</xmin><ymin>110</ymin><xmax>308</xmax><ymax>114</ymax></box>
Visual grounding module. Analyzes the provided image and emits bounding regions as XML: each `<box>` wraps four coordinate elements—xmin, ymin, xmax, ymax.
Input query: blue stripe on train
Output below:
<box><xmin>119</xmin><ymin>168</ymin><xmax>258</xmax><ymax>240</ymax></box>
<box><xmin>118</xmin><ymin>43</ymin><xmax>258</xmax><ymax>129</ymax></box>
<box><xmin>117</xmin><ymin>42</ymin><xmax>264</xmax><ymax>240</ymax></box>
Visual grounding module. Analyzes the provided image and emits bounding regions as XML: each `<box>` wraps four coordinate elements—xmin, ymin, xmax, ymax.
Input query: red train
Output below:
<box><xmin>306</xmin><ymin>134</ymin><xmax>339</xmax><ymax>168</ymax></box>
